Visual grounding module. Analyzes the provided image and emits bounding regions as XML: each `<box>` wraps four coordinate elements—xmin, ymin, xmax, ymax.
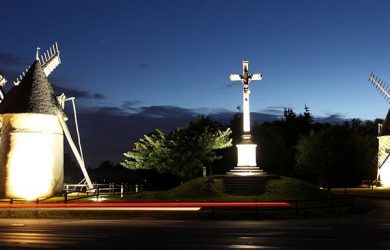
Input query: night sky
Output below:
<box><xmin>1</xmin><ymin>0</ymin><xmax>390</xmax><ymax>168</ymax></box>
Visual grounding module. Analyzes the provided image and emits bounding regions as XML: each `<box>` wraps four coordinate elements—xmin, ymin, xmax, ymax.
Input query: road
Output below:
<box><xmin>0</xmin><ymin>199</ymin><xmax>388</xmax><ymax>249</ymax></box>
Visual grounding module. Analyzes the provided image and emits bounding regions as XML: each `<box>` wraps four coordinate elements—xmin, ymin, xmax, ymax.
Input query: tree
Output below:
<box><xmin>252</xmin><ymin>126</ymin><xmax>290</xmax><ymax>175</ymax></box>
<box><xmin>295</xmin><ymin>125</ymin><xmax>376</xmax><ymax>189</ymax></box>
<box><xmin>263</xmin><ymin>106</ymin><xmax>314</xmax><ymax>176</ymax></box>
<box><xmin>227</xmin><ymin>113</ymin><xmax>243</xmax><ymax>144</ymax></box>
<box><xmin>121</xmin><ymin>116</ymin><xmax>232</xmax><ymax>182</ymax></box>
<box><xmin>121</xmin><ymin>129</ymin><xmax>171</xmax><ymax>171</ymax></box>
<box><xmin>295</xmin><ymin>129</ymin><xmax>334</xmax><ymax>188</ymax></box>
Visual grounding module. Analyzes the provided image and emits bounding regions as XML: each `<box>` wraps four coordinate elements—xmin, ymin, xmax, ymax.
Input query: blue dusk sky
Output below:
<box><xmin>1</xmin><ymin>0</ymin><xmax>390</xmax><ymax>167</ymax></box>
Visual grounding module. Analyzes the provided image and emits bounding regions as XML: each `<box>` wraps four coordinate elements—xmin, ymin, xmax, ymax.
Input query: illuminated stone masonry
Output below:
<box><xmin>223</xmin><ymin>60</ymin><xmax>277</xmax><ymax>195</ymax></box>
<box><xmin>226</xmin><ymin>60</ymin><xmax>263</xmax><ymax>176</ymax></box>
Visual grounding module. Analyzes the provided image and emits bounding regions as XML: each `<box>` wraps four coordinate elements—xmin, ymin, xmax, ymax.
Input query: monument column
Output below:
<box><xmin>228</xmin><ymin>60</ymin><xmax>263</xmax><ymax>176</ymax></box>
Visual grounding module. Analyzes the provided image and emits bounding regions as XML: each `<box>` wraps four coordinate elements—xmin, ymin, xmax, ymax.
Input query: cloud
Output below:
<box><xmin>121</xmin><ymin>100</ymin><xmax>141</xmax><ymax>112</ymax></box>
<box><xmin>258</xmin><ymin>106</ymin><xmax>286</xmax><ymax>116</ymax></box>
<box><xmin>137</xmin><ymin>62</ymin><xmax>150</xmax><ymax>69</ymax></box>
<box><xmin>93</xmin><ymin>106</ymin><xmax>125</xmax><ymax>115</ymax></box>
<box><xmin>63</xmin><ymin>101</ymin><xmax>350</xmax><ymax>170</ymax></box>
<box><xmin>0</xmin><ymin>51</ymin><xmax>28</xmax><ymax>68</ymax></box>
<box><xmin>64</xmin><ymin>104</ymin><xmax>195</xmax><ymax>169</ymax></box>
<box><xmin>0</xmin><ymin>51</ymin><xmax>31</xmax><ymax>91</ymax></box>
<box><xmin>93</xmin><ymin>93</ymin><xmax>105</xmax><ymax>100</ymax></box>
<box><xmin>315</xmin><ymin>113</ymin><xmax>346</xmax><ymax>124</ymax></box>
<box><xmin>52</xmin><ymin>84</ymin><xmax>105</xmax><ymax>100</ymax></box>
<box><xmin>140</xmin><ymin>105</ymin><xmax>195</xmax><ymax>118</ymax></box>
<box><xmin>64</xmin><ymin>103</ymin><xmax>281</xmax><ymax>168</ymax></box>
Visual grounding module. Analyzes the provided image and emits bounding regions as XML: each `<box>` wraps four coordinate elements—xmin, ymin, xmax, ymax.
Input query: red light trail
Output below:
<box><xmin>0</xmin><ymin>201</ymin><xmax>290</xmax><ymax>209</ymax></box>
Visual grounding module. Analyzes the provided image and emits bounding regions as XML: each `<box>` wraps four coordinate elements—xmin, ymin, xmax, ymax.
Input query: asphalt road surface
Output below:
<box><xmin>0</xmin><ymin>199</ymin><xmax>389</xmax><ymax>249</ymax></box>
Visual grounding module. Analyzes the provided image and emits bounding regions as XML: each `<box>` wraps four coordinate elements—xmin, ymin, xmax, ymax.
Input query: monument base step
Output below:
<box><xmin>223</xmin><ymin>173</ymin><xmax>279</xmax><ymax>195</ymax></box>
<box><xmin>225</xmin><ymin>166</ymin><xmax>264</xmax><ymax>176</ymax></box>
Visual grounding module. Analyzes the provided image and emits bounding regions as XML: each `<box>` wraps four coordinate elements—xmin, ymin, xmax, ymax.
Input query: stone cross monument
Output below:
<box><xmin>228</xmin><ymin>60</ymin><xmax>263</xmax><ymax>176</ymax></box>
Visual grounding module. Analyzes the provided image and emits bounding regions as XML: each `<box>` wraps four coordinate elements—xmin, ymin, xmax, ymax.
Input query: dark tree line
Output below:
<box><xmin>214</xmin><ymin>106</ymin><xmax>380</xmax><ymax>189</ymax></box>
<box><xmin>87</xmin><ymin>106</ymin><xmax>380</xmax><ymax>189</ymax></box>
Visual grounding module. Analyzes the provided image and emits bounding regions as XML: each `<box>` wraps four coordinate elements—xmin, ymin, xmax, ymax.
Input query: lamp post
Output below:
<box><xmin>228</xmin><ymin>60</ymin><xmax>263</xmax><ymax>176</ymax></box>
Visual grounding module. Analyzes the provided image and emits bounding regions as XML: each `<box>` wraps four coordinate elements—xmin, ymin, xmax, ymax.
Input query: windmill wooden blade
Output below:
<box><xmin>369</xmin><ymin>72</ymin><xmax>390</xmax><ymax>104</ymax></box>
<box><xmin>13</xmin><ymin>42</ymin><xmax>61</xmax><ymax>86</ymax></box>
<box><xmin>39</xmin><ymin>42</ymin><xmax>61</xmax><ymax>77</ymax></box>
<box><xmin>0</xmin><ymin>74</ymin><xmax>6</xmax><ymax>86</ymax></box>
<box><xmin>13</xmin><ymin>67</ymin><xmax>30</xmax><ymax>86</ymax></box>
<box><xmin>0</xmin><ymin>74</ymin><xmax>5</xmax><ymax>102</ymax></box>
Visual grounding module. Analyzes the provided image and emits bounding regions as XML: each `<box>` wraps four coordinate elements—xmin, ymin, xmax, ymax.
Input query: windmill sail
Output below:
<box><xmin>40</xmin><ymin>42</ymin><xmax>61</xmax><ymax>77</ymax></box>
<box><xmin>0</xmin><ymin>74</ymin><xmax>6</xmax><ymax>86</ymax></box>
<box><xmin>0</xmin><ymin>74</ymin><xmax>6</xmax><ymax>102</ymax></box>
<box><xmin>13</xmin><ymin>67</ymin><xmax>29</xmax><ymax>86</ymax></box>
<box><xmin>368</xmin><ymin>72</ymin><xmax>390</xmax><ymax>103</ymax></box>
<box><xmin>13</xmin><ymin>42</ymin><xmax>60</xmax><ymax>86</ymax></box>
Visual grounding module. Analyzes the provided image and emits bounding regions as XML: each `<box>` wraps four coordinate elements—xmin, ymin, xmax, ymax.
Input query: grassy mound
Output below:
<box><xmin>262</xmin><ymin>176</ymin><xmax>329</xmax><ymax>200</ymax></box>
<box><xmin>145</xmin><ymin>176</ymin><xmax>328</xmax><ymax>201</ymax></box>
<box><xmin>154</xmin><ymin>177</ymin><xmax>224</xmax><ymax>201</ymax></box>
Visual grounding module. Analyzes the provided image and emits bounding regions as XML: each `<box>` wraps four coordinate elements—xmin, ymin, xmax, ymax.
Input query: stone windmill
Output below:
<box><xmin>368</xmin><ymin>72</ymin><xmax>390</xmax><ymax>187</ymax></box>
<box><xmin>0</xmin><ymin>43</ymin><xmax>93</xmax><ymax>200</ymax></box>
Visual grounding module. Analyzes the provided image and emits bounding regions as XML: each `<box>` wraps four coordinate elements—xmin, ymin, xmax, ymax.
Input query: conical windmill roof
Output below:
<box><xmin>379</xmin><ymin>108</ymin><xmax>390</xmax><ymax>136</ymax></box>
<box><xmin>0</xmin><ymin>60</ymin><xmax>64</xmax><ymax>116</ymax></box>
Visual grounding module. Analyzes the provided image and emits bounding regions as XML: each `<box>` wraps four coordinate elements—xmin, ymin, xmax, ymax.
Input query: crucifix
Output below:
<box><xmin>228</xmin><ymin>60</ymin><xmax>263</xmax><ymax>175</ymax></box>
<box><xmin>230</xmin><ymin>60</ymin><xmax>262</xmax><ymax>140</ymax></box>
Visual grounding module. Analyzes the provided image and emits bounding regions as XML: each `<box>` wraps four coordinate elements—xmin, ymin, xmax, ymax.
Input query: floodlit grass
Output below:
<box><xmin>135</xmin><ymin>176</ymin><xmax>329</xmax><ymax>202</ymax></box>
<box><xmin>153</xmin><ymin>177</ymin><xmax>224</xmax><ymax>201</ymax></box>
<box><xmin>262</xmin><ymin>176</ymin><xmax>329</xmax><ymax>200</ymax></box>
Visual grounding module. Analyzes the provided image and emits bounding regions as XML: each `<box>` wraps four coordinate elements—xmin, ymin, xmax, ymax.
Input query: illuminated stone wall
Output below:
<box><xmin>0</xmin><ymin>113</ymin><xmax>63</xmax><ymax>199</ymax></box>
<box><xmin>236</xmin><ymin>144</ymin><xmax>257</xmax><ymax>167</ymax></box>
<box><xmin>377</xmin><ymin>136</ymin><xmax>390</xmax><ymax>187</ymax></box>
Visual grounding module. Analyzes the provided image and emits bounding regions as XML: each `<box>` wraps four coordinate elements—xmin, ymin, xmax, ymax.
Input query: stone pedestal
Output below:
<box><xmin>225</xmin><ymin>60</ymin><xmax>270</xmax><ymax>195</ymax></box>
<box><xmin>223</xmin><ymin>174</ymin><xmax>277</xmax><ymax>195</ymax></box>
<box><xmin>227</xmin><ymin>133</ymin><xmax>263</xmax><ymax>176</ymax></box>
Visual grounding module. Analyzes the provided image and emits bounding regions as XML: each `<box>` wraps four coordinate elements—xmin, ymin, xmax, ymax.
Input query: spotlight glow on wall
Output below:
<box><xmin>379</xmin><ymin>165</ymin><xmax>390</xmax><ymax>186</ymax></box>
<box><xmin>377</xmin><ymin>132</ymin><xmax>390</xmax><ymax>187</ymax></box>
<box><xmin>236</xmin><ymin>144</ymin><xmax>257</xmax><ymax>167</ymax></box>
<box><xmin>2</xmin><ymin>114</ymin><xmax>63</xmax><ymax>200</ymax></box>
<box><xmin>8</xmin><ymin>133</ymin><xmax>54</xmax><ymax>200</ymax></box>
